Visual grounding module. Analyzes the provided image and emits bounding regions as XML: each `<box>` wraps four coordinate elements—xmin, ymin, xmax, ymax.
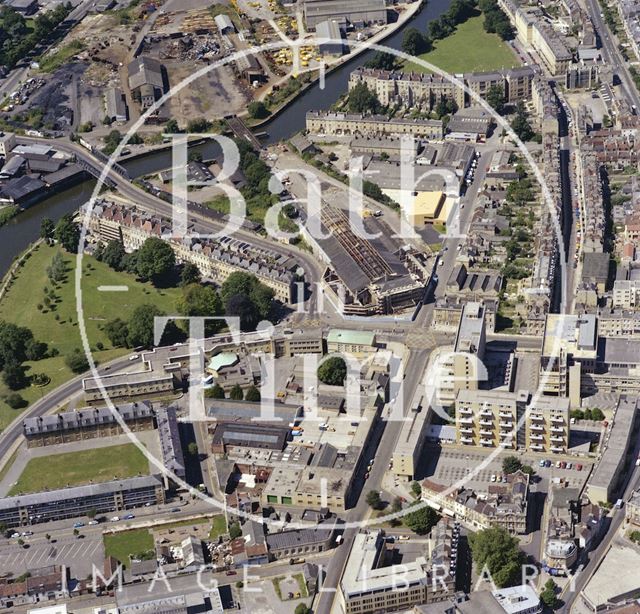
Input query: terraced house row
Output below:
<box><xmin>87</xmin><ymin>200</ymin><xmax>297</xmax><ymax>303</ymax></box>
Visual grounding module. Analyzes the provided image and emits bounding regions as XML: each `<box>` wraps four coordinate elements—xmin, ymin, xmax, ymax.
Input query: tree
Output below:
<box><xmin>244</xmin><ymin>385</ymin><xmax>261</xmax><ymax>402</ymax></box>
<box><xmin>229</xmin><ymin>522</ymin><xmax>242</xmax><ymax>539</ymax></box>
<box><xmin>403</xmin><ymin>504</ymin><xmax>440</xmax><ymax>535</ymax></box>
<box><xmin>46</xmin><ymin>251</ymin><xmax>66</xmax><ymax>284</ymax></box>
<box><xmin>105</xmin><ymin>318</ymin><xmax>130</xmax><ymax>348</ymax></box>
<box><xmin>135</xmin><ymin>237</ymin><xmax>176</xmax><ymax>285</ymax></box>
<box><xmin>186</xmin><ymin>117</ymin><xmax>212</xmax><ymax>133</ymax></box>
<box><xmin>365</xmin><ymin>51</ymin><xmax>397</xmax><ymax>70</ymax></box>
<box><xmin>187</xmin><ymin>442</ymin><xmax>199</xmax><ymax>456</ymax></box>
<box><xmin>485</xmin><ymin>84</ymin><xmax>505</xmax><ymax>114</ymax></box>
<box><xmin>220</xmin><ymin>272</ymin><xmax>275</xmax><ymax>331</ymax></box>
<box><xmin>54</xmin><ymin>214</ymin><xmax>80</xmax><ymax>252</ymax></box>
<box><xmin>65</xmin><ymin>349</ymin><xmax>89</xmax><ymax>374</ymax></box>
<box><xmin>40</xmin><ymin>217</ymin><xmax>55</xmax><ymax>243</ymax></box>
<box><xmin>317</xmin><ymin>356</ymin><xmax>347</xmax><ymax>386</ymax></box>
<box><xmin>180</xmin><ymin>263</ymin><xmax>201</xmax><ymax>287</ymax></box>
<box><xmin>248</xmin><ymin>101</ymin><xmax>270</xmax><ymax>119</ymax></box>
<box><xmin>502</xmin><ymin>455</ymin><xmax>522</xmax><ymax>474</ymax></box>
<box><xmin>295</xmin><ymin>605</ymin><xmax>311</xmax><ymax>614</ymax></box>
<box><xmin>366</xmin><ymin>490</ymin><xmax>383</xmax><ymax>510</ymax></box>
<box><xmin>401</xmin><ymin>28</ymin><xmax>431</xmax><ymax>56</ymax></box>
<box><xmin>591</xmin><ymin>407</ymin><xmax>605</xmax><ymax>421</ymax></box>
<box><xmin>346</xmin><ymin>82</ymin><xmax>381</xmax><ymax>114</ymax></box>
<box><xmin>165</xmin><ymin>118</ymin><xmax>180</xmax><ymax>133</ymax></box>
<box><xmin>177</xmin><ymin>285</ymin><xmax>223</xmax><ymax>335</ymax></box>
<box><xmin>127</xmin><ymin>304</ymin><xmax>163</xmax><ymax>348</ymax></box>
<box><xmin>229</xmin><ymin>384</ymin><xmax>244</xmax><ymax>400</ymax></box>
<box><xmin>205</xmin><ymin>384</ymin><xmax>225</xmax><ymax>399</ymax></box>
<box><xmin>101</xmin><ymin>240</ymin><xmax>126</xmax><ymax>271</ymax></box>
<box><xmin>5</xmin><ymin>392</ymin><xmax>27</xmax><ymax>409</ymax></box>
<box><xmin>511</xmin><ymin>102</ymin><xmax>535</xmax><ymax>141</ymax></box>
<box><xmin>87</xmin><ymin>508</ymin><xmax>97</xmax><ymax>519</ymax></box>
<box><xmin>541</xmin><ymin>578</ymin><xmax>560</xmax><ymax>609</ymax></box>
<box><xmin>468</xmin><ymin>526</ymin><xmax>526</xmax><ymax>587</ymax></box>
<box><xmin>103</xmin><ymin>129</ymin><xmax>123</xmax><ymax>155</ymax></box>
<box><xmin>410</xmin><ymin>481</ymin><xmax>422</xmax><ymax>498</ymax></box>
<box><xmin>3</xmin><ymin>361</ymin><xmax>28</xmax><ymax>390</ymax></box>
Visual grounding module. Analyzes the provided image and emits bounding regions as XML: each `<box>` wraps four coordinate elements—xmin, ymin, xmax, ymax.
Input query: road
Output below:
<box><xmin>314</xmin><ymin>348</ymin><xmax>432</xmax><ymax>614</ymax></box>
<box><xmin>585</xmin><ymin>0</ymin><xmax>640</xmax><ymax>109</ymax></box>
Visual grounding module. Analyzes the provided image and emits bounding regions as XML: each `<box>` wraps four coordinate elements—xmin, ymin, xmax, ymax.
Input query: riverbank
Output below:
<box><xmin>247</xmin><ymin>0</ymin><xmax>427</xmax><ymax>131</ymax></box>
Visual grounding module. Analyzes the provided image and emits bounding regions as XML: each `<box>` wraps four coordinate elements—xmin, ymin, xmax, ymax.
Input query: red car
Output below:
<box><xmin>225</xmin><ymin>570</ymin><xmax>237</xmax><ymax>576</ymax></box>
<box><xmin>576</xmin><ymin>464</ymin><xmax>583</xmax><ymax>471</ymax></box>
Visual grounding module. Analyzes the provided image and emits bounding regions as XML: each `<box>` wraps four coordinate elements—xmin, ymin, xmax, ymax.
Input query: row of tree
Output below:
<box><xmin>0</xmin><ymin>2</ymin><xmax>73</xmax><ymax>68</ymax></box>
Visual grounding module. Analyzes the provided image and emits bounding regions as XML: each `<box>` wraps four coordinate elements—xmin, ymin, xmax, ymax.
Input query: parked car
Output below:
<box><xmin>123</xmin><ymin>514</ymin><xmax>135</xmax><ymax>520</ymax></box>
<box><xmin>73</xmin><ymin>522</ymin><xmax>85</xmax><ymax>528</ymax></box>
<box><xmin>576</xmin><ymin>464</ymin><xmax>583</xmax><ymax>471</ymax></box>
<box><xmin>539</xmin><ymin>459</ymin><xmax>546</xmax><ymax>467</ymax></box>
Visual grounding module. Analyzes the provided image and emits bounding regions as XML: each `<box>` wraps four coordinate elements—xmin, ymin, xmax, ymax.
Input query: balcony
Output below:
<box><xmin>530</xmin><ymin>443</ymin><xmax>544</xmax><ymax>450</ymax></box>
<box><xmin>480</xmin><ymin>409</ymin><xmax>493</xmax><ymax>417</ymax></box>
<box><xmin>551</xmin><ymin>446</ymin><xmax>565</xmax><ymax>453</ymax></box>
<box><xmin>551</xmin><ymin>426</ymin><xmax>565</xmax><ymax>433</ymax></box>
<box><xmin>529</xmin><ymin>413</ymin><xmax>545</xmax><ymax>421</ymax></box>
<box><xmin>479</xmin><ymin>419</ymin><xmax>493</xmax><ymax>426</ymax></box>
<box><xmin>499</xmin><ymin>411</ymin><xmax>513</xmax><ymax>418</ymax></box>
<box><xmin>530</xmin><ymin>434</ymin><xmax>544</xmax><ymax>441</ymax></box>
<box><xmin>550</xmin><ymin>435</ymin><xmax>565</xmax><ymax>442</ymax></box>
<box><xmin>480</xmin><ymin>438</ymin><xmax>494</xmax><ymax>446</ymax></box>
<box><xmin>499</xmin><ymin>421</ymin><xmax>513</xmax><ymax>428</ymax></box>
<box><xmin>459</xmin><ymin>427</ymin><xmax>473</xmax><ymax>434</ymax></box>
<box><xmin>530</xmin><ymin>423</ymin><xmax>544</xmax><ymax>431</ymax></box>
<box><xmin>461</xmin><ymin>437</ymin><xmax>473</xmax><ymax>444</ymax></box>
<box><xmin>551</xmin><ymin>415</ymin><xmax>564</xmax><ymax>423</ymax></box>
<box><xmin>459</xmin><ymin>407</ymin><xmax>474</xmax><ymax>415</ymax></box>
<box><xmin>479</xmin><ymin>429</ymin><xmax>494</xmax><ymax>436</ymax></box>
<box><xmin>459</xmin><ymin>417</ymin><xmax>474</xmax><ymax>425</ymax></box>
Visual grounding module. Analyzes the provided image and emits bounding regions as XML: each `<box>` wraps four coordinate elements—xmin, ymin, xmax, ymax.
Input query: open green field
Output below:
<box><xmin>0</xmin><ymin>243</ymin><xmax>181</xmax><ymax>431</ymax></box>
<box><xmin>405</xmin><ymin>15</ymin><xmax>520</xmax><ymax>74</ymax></box>
<box><xmin>104</xmin><ymin>528</ymin><xmax>154</xmax><ymax>567</ymax></box>
<box><xmin>9</xmin><ymin>443</ymin><xmax>149</xmax><ymax>495</ymax></box>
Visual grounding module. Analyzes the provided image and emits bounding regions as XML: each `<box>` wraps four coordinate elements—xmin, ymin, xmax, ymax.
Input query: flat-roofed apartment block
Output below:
<box><xmin>526</xmin><ymin>396</ymin><xmax>570</xmax><ymax>454</ymax></box>
<box><xmin>273</xmin><ymin>329</ymin><xmax>324</xmax><ymax>357</ymax></box>
<box><xmin>439</xmin><ymin>302</ymin><xmax>486</xmax><ymax>404</ymax></box>
<box><xmin>22</xmin><ymin>401</ymin><xmax>154</xmax><ymax>447</ymax></box>
<box><xmin>586</xmin><ymin>395</ymin><xmax>639</xmax><ymax>504</ymax></box>
<box><xmin>612</xmin><ymin>279</ymin><xmax>640</xmax><ymax>308</ymax></box>
<box><xmin>0</xmin><ymin>475</ymin><xmax>165</xmax><ymax>528</ymax></box>
<box><xmin>306</xmin><ymin>111</ymin><xmax>444</xmax><ymax>139</ymax></box>
<box><xmin>463</xmin><ymin>67</ymin><xmax>534</xmax><ymax>104</ymax></box>
<box><xmin>540</xmin><ymin>314</ymin><xmax>597</xmax><ymax>408</ymax></box>
<box><xmin>455</xmin><ymin>389</ymin><xmax>529</xmax><ymax>450</ymax></box>
<box><xmin>338</xmin><ymin>525</ymin><xmax>456</xmax><ymax>614</ymax></box>
<box><xmin>303</xmin><ymin>0</ymin><xmax>386</xmax><ymax>29</ymax></box>
<box><xmin>349</xmin><ymin>67</ymin><xmax>465</xmax><ymax>109</ymax></box>
<box><xmin>392</xmin><ymin>393</ymin><xmax>432</xmax><ymax>480</ymax></box>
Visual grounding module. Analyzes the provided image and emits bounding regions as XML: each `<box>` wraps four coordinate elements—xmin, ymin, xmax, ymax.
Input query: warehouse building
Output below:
<box><xmin>303</xmin><ymin>0</ymin><xmax>387</xmax><ymax>29</ymax></box>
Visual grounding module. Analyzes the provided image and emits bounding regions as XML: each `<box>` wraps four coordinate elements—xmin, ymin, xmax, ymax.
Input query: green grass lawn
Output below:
<box><xmin>405</xmin><ymin>15</ymin><xmax>520</xmax><ymax>74</ymax></box>
<box><xmin>0</xmin><ymin>243</ymin><xmax>181</xmax><ymax>431</ymax></box>
<box><xmin>104</xmin><ymin>528</ymin><xmax>154</xmax><ymax>567</ymax></box>
<box><xmin>209</xmin><ymin>514</ymin><xmax>227</xmax><ymax>540</ymax></box>
<box><xmin>9</xmin><ymin>443</ymin><xmax>149</xmax><ymax>495</ymax></box>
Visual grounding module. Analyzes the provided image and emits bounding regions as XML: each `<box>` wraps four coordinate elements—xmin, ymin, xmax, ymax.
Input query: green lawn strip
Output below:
<box><xmin>294</xmin><ymin>573</ymin><xmax>308</xmax><ymax>597</ymax></box>
<box><xmin>405</xmin><ymin>16</ymin><xmax>520</xmax><ymax>74</ymax></box>
<box><xmin>9</xmin><ymin>443</ymin><xmax>149</xmax><ymax>495</ymax></box>
<box><xmin>104</xmin><ymin>528</ymin><xmax>154</xmax><ymax>567</ymax></box>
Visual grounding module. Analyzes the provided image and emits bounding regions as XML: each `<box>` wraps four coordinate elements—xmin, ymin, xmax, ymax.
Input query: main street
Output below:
<box><xmin>585</xmin><ymin>0</ymin><xmax>640</xmax><ymax>109</ymax></box>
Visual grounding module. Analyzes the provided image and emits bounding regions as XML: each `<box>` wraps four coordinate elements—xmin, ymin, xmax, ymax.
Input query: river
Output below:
<box><xmin>0</xmin><ymin>0</ymin><xmax>452</xmax><ymax>278</ymax></box>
